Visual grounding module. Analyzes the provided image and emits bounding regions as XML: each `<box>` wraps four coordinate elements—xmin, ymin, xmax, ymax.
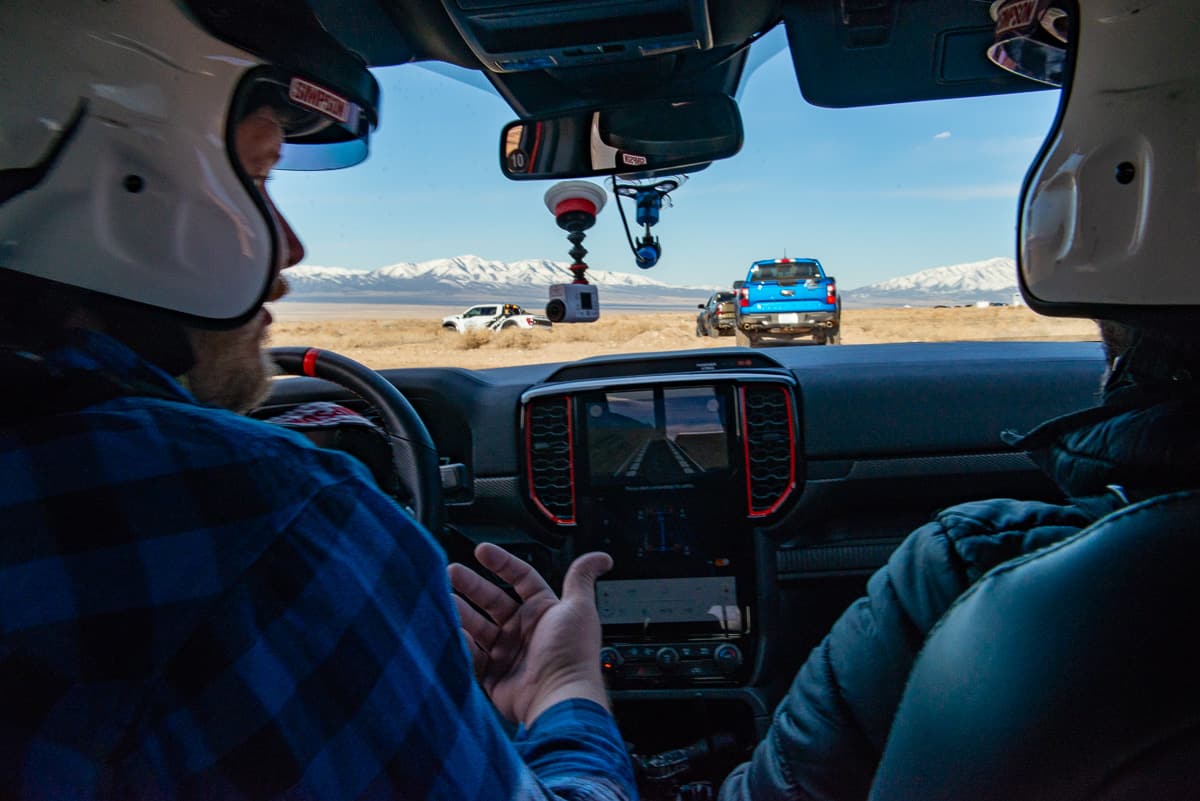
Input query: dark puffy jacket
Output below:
<box><xmin>719</xmin><ymin>397</ymin><xmax>1200</xmax><ymax>801</ymax></box>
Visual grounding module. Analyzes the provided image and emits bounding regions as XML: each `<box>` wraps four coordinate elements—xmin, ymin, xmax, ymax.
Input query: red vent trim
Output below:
<box><xmin>525</xmin><ymin>396</ymin><xmax>577</xmax><ymax>525</ymax></box>
<box><xmin>739</xmin><ymin>385</ymin><xmax>797</xmax><ymax>518</ymax></box>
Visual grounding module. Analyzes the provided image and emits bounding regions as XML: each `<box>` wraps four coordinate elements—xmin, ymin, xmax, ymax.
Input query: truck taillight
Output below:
<box><xmin>739</xmin><ymin>287</ymin><xmax>749</xmax><ymax>307</ymax></box>
<box><xmin>826</xmin><ymin>282</ymin><xmax>836</xmax><ymax>304</ymax></box>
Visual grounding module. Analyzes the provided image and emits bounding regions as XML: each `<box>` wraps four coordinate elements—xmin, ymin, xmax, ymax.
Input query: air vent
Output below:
<box><xmin>739</xmin><ymin>384</ymin><xmax>797</xmax><ymax>517</ymax></box>
<box><xmin>525</xmin><ymin>396</ymin><xmax>576</xmax><ymax>525</ymax></box>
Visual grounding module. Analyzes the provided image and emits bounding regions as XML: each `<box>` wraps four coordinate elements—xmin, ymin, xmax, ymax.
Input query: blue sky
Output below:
<box><xmin>270</xmin><ymin>27</ymin><xmax>1061</xmax><ymax>290</ymax></box>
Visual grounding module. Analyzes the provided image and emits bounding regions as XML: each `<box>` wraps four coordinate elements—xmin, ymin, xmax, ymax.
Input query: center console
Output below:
<box><xmin>521</xmin><ymin>372</ymin><xmax>801</xmax><ymax>689</ymax></box>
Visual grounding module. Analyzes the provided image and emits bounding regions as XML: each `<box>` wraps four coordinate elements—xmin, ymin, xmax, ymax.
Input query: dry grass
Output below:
<box><xmin>265</xmin><ymin>304</ymin><xmax>1099</xmax><ymax>370</ymax></box>
<box><xmin>457</xmin><ymin>329</ymin><xmax>490</xmax><ymax>350</ymax></box>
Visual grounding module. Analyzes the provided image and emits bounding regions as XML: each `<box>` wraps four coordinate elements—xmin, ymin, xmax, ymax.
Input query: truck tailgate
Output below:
<box><xmin>746</xmin><ymin>298</ymin><xmax>833</xmax><ymax>314</ymax></box>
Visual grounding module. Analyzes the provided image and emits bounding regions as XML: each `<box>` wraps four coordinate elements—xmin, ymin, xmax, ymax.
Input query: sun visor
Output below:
<box><xmin>783</xmin><ymin>0</ymin><xmax>1050</xmax><ymax>108</ymax></box>
<box><xmin>1017</xmin><ymin>1</ymin><xmax>1200</xmax><ymax>328</ymax></box>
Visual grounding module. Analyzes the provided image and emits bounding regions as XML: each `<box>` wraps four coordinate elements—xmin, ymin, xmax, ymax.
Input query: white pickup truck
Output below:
<box><xmin>441</xmin><ymin>303</ymin><xmax>553</xmax><ymax>334</ymax></box>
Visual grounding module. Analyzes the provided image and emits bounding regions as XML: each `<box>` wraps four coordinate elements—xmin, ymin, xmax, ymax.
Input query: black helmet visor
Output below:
<box><xmin>232</xmin><ymin>68</ymin><xmax>373</xmax><ymax>170</ymax></box>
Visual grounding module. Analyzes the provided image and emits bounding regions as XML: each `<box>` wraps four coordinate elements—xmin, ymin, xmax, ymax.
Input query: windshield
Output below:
<box><xmin>267</xmin><ymin>27</ymin><xmax>1096</xmax><ymax>368</ymax></box>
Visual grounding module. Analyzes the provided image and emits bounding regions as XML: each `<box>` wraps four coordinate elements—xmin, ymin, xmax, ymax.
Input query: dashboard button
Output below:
<box><xmin>713</xmin><ymin>644</ymin><xmax>743</xmax><ymax>674</ymax></box>
<box><xmin>656</xmin><ymin>647</ymin><xmax>681</xmax><ymax>671</ymax></box>
<box><xmin>600</xmin><ymin>647</ymin><xmax>623</xmax><ymax>673</ymax></box>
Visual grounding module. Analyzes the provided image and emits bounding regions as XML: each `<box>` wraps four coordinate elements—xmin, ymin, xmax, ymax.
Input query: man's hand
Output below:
<box><xmin>447</xmin><ymin>543</ymin><xmax>612</xmax><ymax>728</ymax></box>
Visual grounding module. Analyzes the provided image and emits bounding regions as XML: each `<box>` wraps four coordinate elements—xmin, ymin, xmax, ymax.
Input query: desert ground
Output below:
<box><xmin>266</xmin><ymin>303</ymin><xmax>1100</xmax><ymax>370</ymax></box>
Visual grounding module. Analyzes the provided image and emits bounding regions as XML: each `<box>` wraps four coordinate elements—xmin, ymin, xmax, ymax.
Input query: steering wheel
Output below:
<box><xmin>270</xmin><ymin>347</ymin><xmax>443</xmax><ymax>535</ymax></box>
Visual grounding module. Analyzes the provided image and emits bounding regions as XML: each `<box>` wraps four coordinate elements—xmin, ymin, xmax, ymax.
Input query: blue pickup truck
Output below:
<box><xmin>734</xmin><ymin>257</ymin><xmax>841</xmax><ymax>347</ymax></box>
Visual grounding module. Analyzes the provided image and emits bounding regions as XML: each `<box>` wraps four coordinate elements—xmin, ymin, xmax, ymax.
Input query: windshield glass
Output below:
<box><xmin>267</xmin><ymin>27</ymin><xmax>1095</xmax><ymax>368</ymax></box>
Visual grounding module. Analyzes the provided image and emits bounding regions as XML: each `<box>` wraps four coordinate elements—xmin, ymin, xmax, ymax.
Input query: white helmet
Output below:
<box><xmin>0</xmin><ymin>0</ymin><xmax>379</xmax><ymax>326</ymax></box>
<box><xmin>997</xmin><ymin>0</ymin><xmax>1200</xmax><ymax>323</ymax></box>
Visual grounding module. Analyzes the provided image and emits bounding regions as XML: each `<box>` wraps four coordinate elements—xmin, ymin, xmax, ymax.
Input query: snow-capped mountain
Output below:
<box><xmin>283</xmin><ymin>255</ymin><xmax>718</xmax><ymax>307</ymax></box>
<box><xmin>279</xmin><ymin>254</ymin><xmax>1024</xmax><ymax>308</ymax></box>
<box><xmin>842</xmin><ymin>258</ymin><xmax>1020</xmax><ymax>307</ymax></box>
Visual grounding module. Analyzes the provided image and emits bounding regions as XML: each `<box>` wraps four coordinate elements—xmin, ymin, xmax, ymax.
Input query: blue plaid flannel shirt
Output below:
<box><xmin>0</xmin><ymin>330</ymin><xmax>635</xmax><ymax>801</ymax></box>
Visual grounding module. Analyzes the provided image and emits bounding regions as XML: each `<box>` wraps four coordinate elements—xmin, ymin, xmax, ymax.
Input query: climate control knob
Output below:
<box><xmin>713</xmin><ymin>644</ymin><xmax>743</xmax><ymax>674</ymax></box>
<box><xmin>656</xmin><ymin>646</ymin><xmax>681</xmax><ymax>671</ymax></box>
<box><xmin>599</xmin><ymin>647</ymin><xmax>623</xmax><ymax>674</ymax></box>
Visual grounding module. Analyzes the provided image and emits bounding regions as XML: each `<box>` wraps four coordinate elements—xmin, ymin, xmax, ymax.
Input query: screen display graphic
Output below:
<box><xmin>597</xmin><ymin>576</ymin><xmax>742</xmax><ymax>632</ymax></box>
<box><xmin>585</xmin><ymin>385</ymin><xmax>729</xmax><ymax>485</ymax></box>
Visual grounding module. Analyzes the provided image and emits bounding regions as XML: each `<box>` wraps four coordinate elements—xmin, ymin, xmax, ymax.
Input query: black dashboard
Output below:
<box><xmin>261</xmin><ymin>339</ymin><xmax>1105</xmax><ymax>790</ymax></box>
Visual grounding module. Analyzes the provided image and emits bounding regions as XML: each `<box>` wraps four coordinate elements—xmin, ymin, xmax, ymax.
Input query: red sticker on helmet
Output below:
<box><xmin>288</xmin><ymin>77</ymin><xmax>352</xmax><ymax>124</ymax></box>
<box><xmin>993</xmin><ymin>0</ymin><xmax>1040</xmax><ymax>37</ymax></box>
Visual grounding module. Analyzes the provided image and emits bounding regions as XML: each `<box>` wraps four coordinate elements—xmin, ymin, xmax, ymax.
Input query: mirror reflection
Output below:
<box><xmin>500</xmin><ymin>96</ymin><xmax>743</xmax><ymax>180</ymax></box>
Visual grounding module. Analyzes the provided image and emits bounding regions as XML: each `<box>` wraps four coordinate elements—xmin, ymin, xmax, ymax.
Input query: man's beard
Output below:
<box><xmin>186</xmin><ymin>276</ymin><xmax>288</xmax><ymax>413</ymax></box>
<box><xmin>186</xmin><ymin>314</ymin><xmax>277</xmax><ymax>413</ymax></box>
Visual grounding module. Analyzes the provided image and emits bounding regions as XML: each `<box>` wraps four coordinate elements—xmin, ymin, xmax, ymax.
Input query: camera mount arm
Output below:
<box><xmin>611</xmin><ymin>176</ymin><xmax>686</xmax><ymax>269</ymax></box>
<box><xmin>544</xmin><ymin>180</ymin><xmax>607</xmax><ymax>284</ymax></box>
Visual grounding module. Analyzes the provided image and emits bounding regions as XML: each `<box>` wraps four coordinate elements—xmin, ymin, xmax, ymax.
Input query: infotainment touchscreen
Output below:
<box><xmin>584</xmin><ymin>385</ymin><xmax>729</xmax><ymax>486</ymax></box>
<box><xmin>597</xmin><ymin>576</ymin><xmax>742</xmax><ymax>633</ymax></box>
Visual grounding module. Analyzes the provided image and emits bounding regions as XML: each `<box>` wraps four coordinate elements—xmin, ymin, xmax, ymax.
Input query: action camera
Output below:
<box><xmin>546</xmin><ymin>282</ymin><xmax>600</xmax><ymax>323</ymax></box>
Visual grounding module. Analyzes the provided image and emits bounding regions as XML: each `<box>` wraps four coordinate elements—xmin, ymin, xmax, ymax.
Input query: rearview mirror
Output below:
<box><xmin>500</xmin><ymin>96</ymin><xmax>743</xmax><ymax>180</ymax></box>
